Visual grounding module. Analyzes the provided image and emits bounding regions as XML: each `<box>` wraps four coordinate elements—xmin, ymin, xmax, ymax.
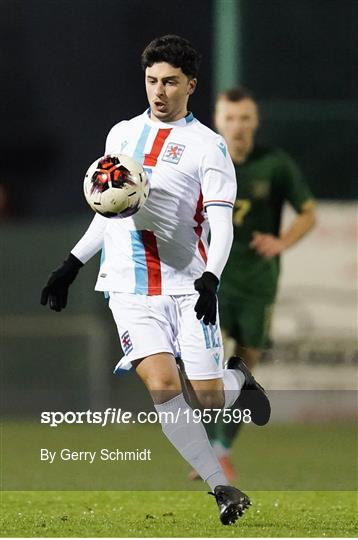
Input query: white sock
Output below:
<box><xmin>222</xmin><ymin>369</ymin><xmax>246</xmax><ymax>409</ymax></box>
<box><xmin>155</xmin><ymin>393</ymin><xmax>229</xmax><ymax>490</ymax></box>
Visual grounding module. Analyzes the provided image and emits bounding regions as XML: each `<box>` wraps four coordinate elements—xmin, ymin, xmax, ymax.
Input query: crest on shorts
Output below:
<box><xmin>121</xmin><ymin>330</ymin><xmax>133</xmax><ymax>355</ymax></box>
<box><xmin>162</xmin><ymin>142</ymin><xmax>185</xmax><ymax>164</ymax></box>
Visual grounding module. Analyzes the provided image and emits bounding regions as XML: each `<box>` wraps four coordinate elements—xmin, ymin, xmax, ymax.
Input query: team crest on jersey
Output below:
<box><xmin>252</xmin><ymin>180</ymin><xmax>270</xmax><ymax>198</ymax></box>
<box><xmin>162</xmin><ymin>142</ymin><xmax>185</xmax><ymax>164</ymax></box>
<box><xmin>121</xmin><ymin>330</ymin><xmax>133</xmax><ymax>355</ymax></box>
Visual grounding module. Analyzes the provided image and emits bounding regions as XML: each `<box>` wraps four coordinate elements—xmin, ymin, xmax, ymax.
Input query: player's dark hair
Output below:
<box><xmin>141</xmin><ymin>35</ymin><xmax>201</xmax><ymax>78</ymax></box>
<box><xmin>216</xmin><ymin>86</ymin><xmax>256</xmax><ymax>103</ymax></box>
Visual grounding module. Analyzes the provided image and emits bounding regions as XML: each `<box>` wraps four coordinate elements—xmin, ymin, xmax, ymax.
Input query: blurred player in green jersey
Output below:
<box><xmin>190</xmin><ymin>87</ymin><xmax>316</xmax><ymax>481</ymax></box>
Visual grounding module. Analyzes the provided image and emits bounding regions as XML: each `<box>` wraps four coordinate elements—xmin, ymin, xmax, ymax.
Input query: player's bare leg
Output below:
<box><xmin>134</xmin><ymin>352</ymin><xmax>182</xmax><ymax>404</ymax></box>
<box><xmin>186</xmin><ymin>378</ymin><xmax>225</xmax><ymax>409</ymax></box>
<box><xmin>134</xmin><ymin>352</ymin><xmax>232</xmax><ymax>489</ymax></box>
<box><xmin>135</xmin><ymin>352</ymin><xmax>251</xmax><ymax>524</ymax></box>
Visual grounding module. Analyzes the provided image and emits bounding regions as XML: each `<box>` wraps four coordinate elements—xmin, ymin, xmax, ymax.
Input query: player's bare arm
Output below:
<box><xmin>250</xmin><ymin>202</ymin><xmax>316</xmax><ymax>258</ymax></box>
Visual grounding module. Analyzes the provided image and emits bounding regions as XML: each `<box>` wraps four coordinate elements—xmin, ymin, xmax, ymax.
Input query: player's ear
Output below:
<box><xmin>187</xmin><ymin>78</ymin><xmax>197</xmax><ymax>95</ymax></box>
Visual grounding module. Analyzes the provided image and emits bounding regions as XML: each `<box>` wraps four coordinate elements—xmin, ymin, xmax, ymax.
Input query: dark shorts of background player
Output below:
<box><xmin>219</xmin><ymin>295</ymin><xmax>274</xmax><ymax>349</ymax></box>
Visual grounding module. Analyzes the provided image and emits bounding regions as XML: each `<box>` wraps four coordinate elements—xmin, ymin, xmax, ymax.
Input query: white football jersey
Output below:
<box><xmin>75</xmin><ymin>110</ymin><xmax>236</xmax><ymax>295</ymax></box>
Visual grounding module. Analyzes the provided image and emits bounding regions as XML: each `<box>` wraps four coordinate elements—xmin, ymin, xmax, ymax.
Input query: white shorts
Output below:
<box><xmin>109</xmin><ymin>292</ymin><xmax>223</xmax><ymax>380</ymax></box>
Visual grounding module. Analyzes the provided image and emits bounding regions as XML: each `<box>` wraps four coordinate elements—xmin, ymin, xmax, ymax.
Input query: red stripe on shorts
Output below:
<box><xmin>144</xmin><ymin>128</ymin><xmax>172</xmax><ymax>166</ymax></box>
<box><xmin>141</xmin><ymin>230</ymin><xmax>162</xmax><ymax>295</ymax></box>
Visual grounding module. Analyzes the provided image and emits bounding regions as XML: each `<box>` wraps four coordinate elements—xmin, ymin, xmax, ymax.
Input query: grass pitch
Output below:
<box><xmin>2</xmin><ymin>421</ymin><xmax>355</xmax><ymax>491</ymax></box>
<box><xmin>1</xmin><ymin>421</ymin><xmax>357</xmax><ymax>536</ymax></box>
<box><xmin>1</xmin><ymin>490</ymin><xmax>357</xmax><ymax>537</ymax></box>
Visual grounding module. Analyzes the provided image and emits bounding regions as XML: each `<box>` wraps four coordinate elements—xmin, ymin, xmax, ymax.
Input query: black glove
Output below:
<box><xmin>40</xmin><ymin>253</ymin><xmax>83</xmax><ymax>312</ymax></box>
<box><xmin>194</xmin><ymin>271</ymin><xmax>219</xmax><ymax>325</ymax></box>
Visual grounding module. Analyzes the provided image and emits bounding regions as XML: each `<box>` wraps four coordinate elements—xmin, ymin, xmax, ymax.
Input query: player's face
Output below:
<box><xmin>215</xmin><ymin>98</ymin><xmax>259</xmax><ymax>154</ymax></box>
<box><xmin>145</xmin><ymin>62</ymin><xmax>197</xmax><ymax>123</ymax></box>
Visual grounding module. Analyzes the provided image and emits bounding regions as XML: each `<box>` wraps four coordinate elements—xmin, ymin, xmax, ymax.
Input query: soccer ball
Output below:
<box><xmin>83</xmin><ymin>154</ymin><xmax>149</xmax><ymax>218</ymax></box>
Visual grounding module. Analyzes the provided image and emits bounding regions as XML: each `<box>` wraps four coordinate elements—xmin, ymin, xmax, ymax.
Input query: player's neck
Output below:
<box><xmin>150</xmin><ymin>108</ymin><xmax>189</xmax><ymax>124</ymax></box>
<box><xmin>229</xmin><ymin>140</ymin><xmax>254</xmax><ymax>164</ymax></box>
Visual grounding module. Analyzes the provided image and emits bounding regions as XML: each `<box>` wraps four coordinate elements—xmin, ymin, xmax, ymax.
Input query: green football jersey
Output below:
<box><xmin>220</xmin><ymin>145</ymin><xmax>314</xmax><ymax>303</ymax></box>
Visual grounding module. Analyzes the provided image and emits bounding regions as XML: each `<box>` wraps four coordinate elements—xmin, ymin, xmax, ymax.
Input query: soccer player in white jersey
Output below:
<box><xmin>41</xmin><ymin>35</ymin><xmax>270</xmax><ymax>525</ymax></box>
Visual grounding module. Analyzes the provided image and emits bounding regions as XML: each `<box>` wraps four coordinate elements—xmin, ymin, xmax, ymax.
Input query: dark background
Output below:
<box><xmin>1</xmin><ymin>1</ymin><xmax>356</xmax><ymax>430</ymax></box>
<box><xmin>1</xmin><ymin>0</ymin><xmax>357</xmax><ymax>220</ymax></box>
